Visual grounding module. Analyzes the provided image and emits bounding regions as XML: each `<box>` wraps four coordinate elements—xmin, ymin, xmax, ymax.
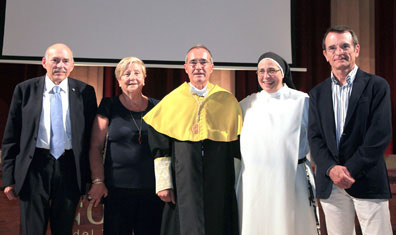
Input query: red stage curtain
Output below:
<box><xmin>0</xmin><ymin>63</ymin><xmax>45</xmax><ymax>145</ymax></box>
<box><xmin>375</xmin><ymin>0</ymin><xmax>396</xmax><ymax>154</ymax></box>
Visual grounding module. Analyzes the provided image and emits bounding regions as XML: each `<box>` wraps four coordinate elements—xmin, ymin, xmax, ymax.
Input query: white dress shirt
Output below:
<box><xmin>36</xmin><ymin>75</ymin><xmax>72</xmax><ymax>150</ymax></box>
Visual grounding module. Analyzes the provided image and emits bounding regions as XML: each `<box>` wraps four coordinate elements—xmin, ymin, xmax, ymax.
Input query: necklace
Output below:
<box><xmin>129</xmin><ymin>111</ymin><xmax>143</xmax><ymax>144</ymax></box>
<box><xmin>191</xmin><ymin>94</ymin><xmax>206</xmax><ymax>134</ymax></box>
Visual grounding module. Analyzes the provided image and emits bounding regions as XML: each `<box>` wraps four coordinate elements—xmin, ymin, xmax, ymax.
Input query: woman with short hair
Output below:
<box><xmin>88</xmin><ymin>57</ymin><xmax>163</xmax><ymax>235</ymax></box>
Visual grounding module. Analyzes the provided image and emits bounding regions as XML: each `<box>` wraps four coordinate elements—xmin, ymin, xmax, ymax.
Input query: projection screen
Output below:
<box><xmin>0</xmin><ymin>0</ymin><xmax>293</xmax><ymax>68</ymax></box>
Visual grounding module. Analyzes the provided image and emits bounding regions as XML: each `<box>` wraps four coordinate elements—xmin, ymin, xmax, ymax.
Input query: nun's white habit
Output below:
<box><xmin>236</xmin><ymin>84</ymin><xmax>317</xmax><ymax>235</ymax></box>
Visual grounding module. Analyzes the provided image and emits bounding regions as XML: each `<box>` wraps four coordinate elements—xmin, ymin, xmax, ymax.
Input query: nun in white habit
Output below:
<box><xmin>236</xmin><ymin>52</ymin><xmax>319</xmax><ymax>235</ymax></box>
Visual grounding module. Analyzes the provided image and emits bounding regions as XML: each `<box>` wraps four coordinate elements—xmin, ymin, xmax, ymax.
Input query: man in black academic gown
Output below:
<box><xmin>144</xmin><ymin>45</ymin><xmax>242</xmax><ymax>235</ymax></box>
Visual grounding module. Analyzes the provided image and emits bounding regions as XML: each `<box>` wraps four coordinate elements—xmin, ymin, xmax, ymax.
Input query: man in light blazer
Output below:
<box><xmin>1</xmin><ymin>43</ymin><xmax>97</xmax><ymax>235</ymax></box>
<box><xmin>308</xmin><ymin>25</ymin><xmax>392</xmax><ymax>235</ymax></box>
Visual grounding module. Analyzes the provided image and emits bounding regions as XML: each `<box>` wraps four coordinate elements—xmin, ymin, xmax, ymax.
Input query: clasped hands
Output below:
<box><xmin>329</xmin><ymin>165</ymin><xmax>355</xmax><ymax>189</ymax></box>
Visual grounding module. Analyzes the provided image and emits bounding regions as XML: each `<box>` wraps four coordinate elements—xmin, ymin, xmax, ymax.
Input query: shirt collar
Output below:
<box><xmin>45</xmin><ymin>75</ymin><xmax>68</xmax><ymax>93</ymax></box>
<box><xmin>330</xmin><ymin>65</ymin><xmax>358</xmax><ymax>86</ymax></box>
<box><xmin>189</xmin><ymin>82</ymin><xmax>209</xmax><ymax>97</ymax></box>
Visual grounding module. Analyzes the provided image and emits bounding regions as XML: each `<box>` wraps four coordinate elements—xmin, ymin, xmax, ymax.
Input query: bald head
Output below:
<box><xmin>44</xmin><ymin>43</ymin><xmax>74</xmax><ymax>61</ymax></box>
<box><xmin>42</xmin><ymin>43</ymin><xmax>75</xmax><ymax>85</ymax></box>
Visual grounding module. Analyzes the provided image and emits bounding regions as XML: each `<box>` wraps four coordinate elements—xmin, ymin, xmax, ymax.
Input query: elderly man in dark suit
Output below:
<box><xmin>1</xmin><ymin>43</ymin><xmax>97</xmax><ymax>235</ymax></box>
<box><xmin>308</xmin><ymin>25</ymin><xmax>392</xmax><ymax>235</ymax></box>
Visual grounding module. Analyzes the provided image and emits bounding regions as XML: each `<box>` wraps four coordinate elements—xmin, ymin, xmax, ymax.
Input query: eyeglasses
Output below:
<box><xmin>257</xmin><ymin>68</ymin><xmax>280</xmax><ymax>76</ymax></box>
<box><xmin>326</xmin><ymin>43</ymin><xmax>353</xmax><ymax>54</ymax></box>
<box><xmin>188</xmin><ymin>59</ymin><xmax>211</xmax><ymax>67</ymax></box>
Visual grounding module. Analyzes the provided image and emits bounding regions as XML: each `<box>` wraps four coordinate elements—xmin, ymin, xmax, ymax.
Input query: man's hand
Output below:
<box><xmin>157</xmin><ymin>189</ymin><xmax>175</xmax><ymax>204</ymax></box>
<box><xmin>329</xmin><ymin>165</ymin><xmax>355</xmax><ymax>189</ymax></box>
<box><xmin>4</xmin><ymin>185</ymin><xmax>17</xmax><ymax>200</ymax></box>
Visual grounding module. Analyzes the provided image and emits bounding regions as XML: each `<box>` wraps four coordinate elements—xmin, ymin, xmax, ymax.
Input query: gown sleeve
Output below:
<box><xmin>148</xmin><ymin>125</ymin><xmax>173</xmax><ymax>193</ymax></box>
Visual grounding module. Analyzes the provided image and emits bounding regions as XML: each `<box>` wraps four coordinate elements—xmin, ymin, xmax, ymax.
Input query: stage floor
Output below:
<box><xmin>1</xmin><ymin>156</ymin><xmax>396</xmax><ymax>235</ymax></box>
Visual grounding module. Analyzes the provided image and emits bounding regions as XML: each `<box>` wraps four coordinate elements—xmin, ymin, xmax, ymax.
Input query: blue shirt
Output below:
<box><xmin>331</xmin><ymin>65</ymin><xmax>358</xmax><ymax>149</ymax></box>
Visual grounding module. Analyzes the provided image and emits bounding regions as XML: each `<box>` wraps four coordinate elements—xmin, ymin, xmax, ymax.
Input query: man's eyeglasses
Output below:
<box><xmin>326</xmin><ymin>43</ymin><xmax>352</xmax><ymax>54</ymax></box>
<box><xmin>257</xmin><ymin>68</ymin><xmax>280</xmax><ymax>76</ymax></box>
<box><xmin>188</xmin><ymin>59</ymin><xmax>211</xmax><ymax>67</ymax></box>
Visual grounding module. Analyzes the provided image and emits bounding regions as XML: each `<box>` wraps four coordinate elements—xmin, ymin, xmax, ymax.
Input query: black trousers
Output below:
<box><xmin>103</xmin><ymin>187</ymin><xmax>164</xmax><ymax>235</ymax></box>
<box><xmin>19</xmin><ymin>148</ymin><xmax>80</xmax><ymax>235</ymax></box>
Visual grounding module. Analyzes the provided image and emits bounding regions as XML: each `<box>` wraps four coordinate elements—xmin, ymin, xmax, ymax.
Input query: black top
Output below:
<box><xmin>98</xmin><ymin>96</ymin><xmax>158</xmax><ymax>189</ymax></box>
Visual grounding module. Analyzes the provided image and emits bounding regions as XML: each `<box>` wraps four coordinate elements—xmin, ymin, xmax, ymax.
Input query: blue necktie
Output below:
<box><xmin>50</xmin><ymin>86</ymin><xmax>64</xmax><ymax>159</ymax></box>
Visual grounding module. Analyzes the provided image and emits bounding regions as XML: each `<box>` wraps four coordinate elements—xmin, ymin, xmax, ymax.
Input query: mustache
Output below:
<box><xmin>336</xmin><ymin>55</ymin><xmax>348</xmax><ymax>60</ymax></box>
<box><xmin>53</xmin><ymin>68</ymin><xmax>67</xmax><ymax>73</ymax></box>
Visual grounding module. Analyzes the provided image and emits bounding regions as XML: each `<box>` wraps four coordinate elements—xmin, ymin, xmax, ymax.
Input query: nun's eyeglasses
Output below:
<box><xmin>188</xmin><ymin>59</ymin><xmax>211</xmax><ymax>67</ymax></box>
<box><xmin>257</xmin><ymin>68</ymin><xmax>280</xmax><ymax>76</ymax></box>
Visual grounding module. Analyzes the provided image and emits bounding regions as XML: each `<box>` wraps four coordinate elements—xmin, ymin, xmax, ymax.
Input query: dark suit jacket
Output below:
<box><xmin>308</xmin><ymin>68</ymin><xmax>392</xmax><ymax>199</ymax></box>
<box><xmin>1</xmin><ymin>76</ymin><xmax>97</xmax><ymax>195</ymax></box>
